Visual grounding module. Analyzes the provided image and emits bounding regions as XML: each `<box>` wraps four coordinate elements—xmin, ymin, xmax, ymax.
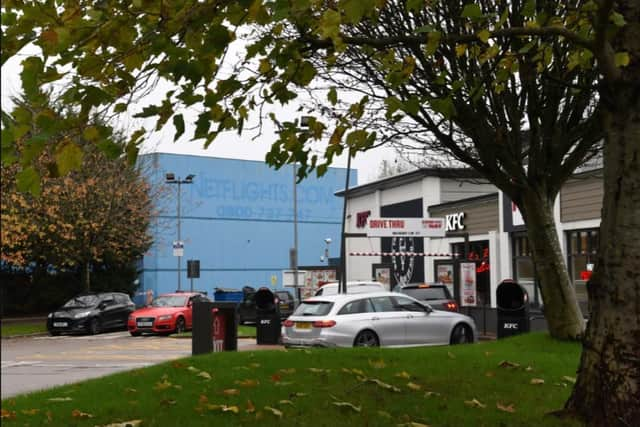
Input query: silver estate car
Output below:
<box><xmin>281</xmin><ymin>291</ymin><xmax>476</xmax><ymax>348</ymax></box>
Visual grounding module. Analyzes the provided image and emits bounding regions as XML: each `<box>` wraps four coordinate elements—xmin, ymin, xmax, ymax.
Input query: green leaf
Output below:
<box><xmin>20</xmin><ymin>57</ymin><xmax>44</xmax><ymax>100</ymax></box>
<box><xmin>609</xmin><ymin>12</ymin><xmax>626</xmax><ymax>27</ymax></box>
<box><xmin>429</xmin><ymin>97</ymin><xmax>456</xmax><ymax>119</ymax></box>
<box><xmin>293</xmin><ymin>61</ymin><xmax>316</xmax><ymax>86</ymax></box>
<box><xmin>173</xmin><ymin>114</ymin><xmax>185</xmax><ymax>141</ymax></box>
<box><xmin>477</xmin><ymin>29</ymin><xmax>490</xmax><ymax>44</ymax></box>
<box><xmin>342</xmin><ymin>0</ymin><xmax>370</xmax><ymax>23</ymax></box>
<box><xmin>522</xmin><ymin>0</ymin><xmax>536</xmax><ymax>18</ymax></box>
<box><xmin>16</xmin><ymin>167</ymin><xmax>41</xmax><ymax>196</ymax></box>
<box><xmin>425</xmin><ymin>31</ymin><xmax>441</xmax><ymax>55</ymax></box>
<box><xmin>461</xmin><ymin>4</ymin><xmax>483</xmax><ymax>19</ymax></box>
<box><xmin>83</xmin><ymin>126</ymin><xmax>100</xmax><ymax>141</ymax></box>
<box><xmin>614</xmin><ymin>52</ymin><xmax>630</xmax><ymax>67</ymax></box>
<box><xmin>319</xmin><ymin>9</ymin><xmax>342</xmax><ymax>42</ymax></box>
<box><xmin>56</xmin><ymin>142</ymin><xmax>83</xmax><ymax>175</ymax></box>
<box><xmin>328</xmin><ymin>87</ymin><xmax>338</xmax><ymax>105</ymax></box>
<box><xmin>406</xmin><ymin>0</ymin><xmax>423</xmax><ymax>12</ymax></box>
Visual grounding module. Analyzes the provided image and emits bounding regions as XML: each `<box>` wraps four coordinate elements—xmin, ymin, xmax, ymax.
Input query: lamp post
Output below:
<box><xmin>166</xmin><ymin>173</ymin><xmax>195</xmax><ymax>291</ymax></box>
<box><xmin>323</xmin><ymin>238</ymin><xmax>332</xmax><ymax>265</ymax></box>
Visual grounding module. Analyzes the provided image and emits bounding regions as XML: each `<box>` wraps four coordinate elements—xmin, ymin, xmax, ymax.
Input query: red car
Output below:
<box><xmin>128</xmin><ymin>292</ymin><xmax>211</xmax><ymax>336</ymax></box>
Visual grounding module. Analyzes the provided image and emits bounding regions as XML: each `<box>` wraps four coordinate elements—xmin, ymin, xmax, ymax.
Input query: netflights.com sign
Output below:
<box><xmin>364</xmin><ymin>218</ymin><xmax>446</xmax><ymax>237</ymax></box>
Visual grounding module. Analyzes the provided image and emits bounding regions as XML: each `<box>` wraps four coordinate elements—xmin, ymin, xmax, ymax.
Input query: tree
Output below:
<box><xmin>1</xmin><ymin>1</ymin><xmax>638</xmax><ymax>424</ymax></box>
<box><xmin>1</xmin><ymin>105</ymin><xmax>153</xmax><ymax>291</ymax></box>
<box><xmin>376</xmin><ymin>156</ymin><xmax>415</xmax><ymax>179</ymax></box>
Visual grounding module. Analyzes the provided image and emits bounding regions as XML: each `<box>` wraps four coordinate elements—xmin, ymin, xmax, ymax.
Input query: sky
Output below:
<box><xmin>1</xmin><ymin>46</ymin><xmax>399</xmax><ymax>186</ymax></box>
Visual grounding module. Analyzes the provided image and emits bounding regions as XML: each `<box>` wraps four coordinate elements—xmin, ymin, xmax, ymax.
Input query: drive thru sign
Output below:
<box><xmin>364</xmin><ymin>218</ymin><xmax>446</xmax><ymax>237</ymax></box>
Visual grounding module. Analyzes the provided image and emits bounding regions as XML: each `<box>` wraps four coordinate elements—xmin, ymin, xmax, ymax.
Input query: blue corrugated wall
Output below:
<box><xmin>137</xmin><ymin>153</ymin><xmax>355</xmax><ymax>297</ymax></box>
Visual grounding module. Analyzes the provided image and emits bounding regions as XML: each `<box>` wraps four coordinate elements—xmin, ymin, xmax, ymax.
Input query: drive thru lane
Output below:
<box><xmin>1</xmin><ymin>331</ymin><xmax>280</xmax><ymax>399</ymax></box>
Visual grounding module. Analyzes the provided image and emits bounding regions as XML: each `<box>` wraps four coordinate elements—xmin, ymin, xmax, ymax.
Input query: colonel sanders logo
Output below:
<box><xmin>391</xmin><ymin>237</ymin><xmax>415</xmax><ymax>286</ymax></box>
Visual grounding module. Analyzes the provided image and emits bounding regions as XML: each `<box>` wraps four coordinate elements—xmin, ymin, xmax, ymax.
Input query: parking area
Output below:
<box><xmin>1</xmin><ymin>331</ymin><xmax>281</xmax><ymax>399</ymax></box>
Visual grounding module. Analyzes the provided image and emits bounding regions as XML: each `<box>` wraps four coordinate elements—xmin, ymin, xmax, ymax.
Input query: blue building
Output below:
<box><xmin>137</xmin><ymin>153</ymin><xmax>355</xmax><ymax>297</ymax></box>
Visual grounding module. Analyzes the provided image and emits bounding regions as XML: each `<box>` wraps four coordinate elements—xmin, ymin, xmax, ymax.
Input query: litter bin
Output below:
<box><xmin>255</xmin><ymin>287</ymin><xmax>281</xmax><ymax>345</ymax></box>
<box><xmin>496</xmin><ymin>280</ymin><xmax>530</xmax><ymax>338</ymax></box>
<box><xmin>192</xmin><ymin>301</ymin><xmax>238</xmax><ymax>355</ymax></box>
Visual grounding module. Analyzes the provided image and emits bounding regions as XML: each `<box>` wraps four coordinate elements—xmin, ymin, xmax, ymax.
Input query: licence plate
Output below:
<box><xmin>53</xmin><ymin>322</ymin><xmax>67</xmax><ymax>327</ymax></box>
<box><xmin>137</xmin><ymin>321</ymin><xmax>153</xmax><ymax>327</ymax></box>
<box><xmin>295</xmin><ymin>322</ymin><xmax>311</xmax><ymax>330</ymax></box>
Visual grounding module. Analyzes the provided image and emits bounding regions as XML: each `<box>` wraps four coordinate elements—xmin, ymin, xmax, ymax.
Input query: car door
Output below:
<box><xmin>113</xmin><ymin>294</ymin><xmax>134</xmax><ymax>327</ymax></box>
<box><xmin>369</xmin><ymin>296</ymin><xmax>406</xmax><ymax>346</ymax></box>
<box><xmin>394</xmin><ymin>296</ymin><xmax>450</xmax><ymax>345</ymax></box>
<box><xmin>99</xmin><ymin>295</ymin><xmax>118</xmax><ymax>329</ymax></box>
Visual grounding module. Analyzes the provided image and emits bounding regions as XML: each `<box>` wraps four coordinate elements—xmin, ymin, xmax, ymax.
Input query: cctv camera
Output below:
<box><xmin>324</xmin><ymin>238</ymin><xmax>332</xmax><ymax>244</ymax></box>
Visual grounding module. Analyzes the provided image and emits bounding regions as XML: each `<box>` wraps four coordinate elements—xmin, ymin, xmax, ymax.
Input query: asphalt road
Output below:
<box><xmin>1</xmin><ymin>331</ymin><xmax>278</xmax><ymax>399</ymax></box>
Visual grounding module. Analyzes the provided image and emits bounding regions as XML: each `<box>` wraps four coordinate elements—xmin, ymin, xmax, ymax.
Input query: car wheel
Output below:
<box><xmin>450</xmin><ymin>324</ymin><xmax>471</xmax><ymax>344</ymax></box>
<box><xmin>354</xmin><ymin>330</ymin><xmax>379</xmax><ymax>347</ymax></box>
<box><xmin>174</xmin><ymin>317</ymin><xmax>186</xmax><ymax>334</ymax></box>
<box><xmin>130</xmin><ymin>331</ymin><xmax>142</xmax><ymax>337</ymax></box>
<box><xmin>89</xmin><ymin>318</ymin><xmax>101</xmax><ymax>335</ymax></box>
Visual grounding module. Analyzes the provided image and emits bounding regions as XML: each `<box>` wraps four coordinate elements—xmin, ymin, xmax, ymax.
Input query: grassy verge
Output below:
<box><xmin>1</xmin><ymin>322</ymin><xmax>47</xmax><ymax>337</ymax></box>
<box><xmin>0</xmin><ymin>333</ymin><xmax>582</xmax><ymax>426</ymax></box>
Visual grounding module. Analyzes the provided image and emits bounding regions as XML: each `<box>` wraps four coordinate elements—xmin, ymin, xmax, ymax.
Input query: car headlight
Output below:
<box><xmin>158</xmin><ymin>314</ymin><xmax>173</xmax><ymax>321</ymax></box>
<box><xmin>73</xmin><ymin>311</ymin><xmax>92</xmax><ymax>319</ymax></box>
<box><xmin>48</xmin><ymin>313</ymin><xmax>53</xmax><ymax>318</ymax></box>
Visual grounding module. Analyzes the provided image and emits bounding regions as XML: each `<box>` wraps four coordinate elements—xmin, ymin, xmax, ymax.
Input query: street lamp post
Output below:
<box><xmin>166</xmin><ymin>173</ymin><xmax>195</xmax><ymax>291</ymax></box>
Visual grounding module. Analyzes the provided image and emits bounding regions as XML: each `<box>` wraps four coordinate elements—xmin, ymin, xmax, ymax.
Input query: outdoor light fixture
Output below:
<box><xmin>165</xmin><ymin>172</ymin><xmax>196</xmax><ymax>291</ymax></box>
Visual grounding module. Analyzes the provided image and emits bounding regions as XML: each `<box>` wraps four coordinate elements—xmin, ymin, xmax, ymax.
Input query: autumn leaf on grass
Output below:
<box><xmin>464</xmin><ymin>398</ymin><xmax>487</xmax><ymax>409</ymax></box>
<box><xmin>160</xmin><ymin>399</ymin><xmax>177</xmax><ymax>406</ymax></box>
<box><xmin>530</xmin><ymin>378</ymin><xmax>545</xmax><ymax>385</ymax></box>
<box><xmin>424</xmin><ymin>391</ymin><xmax>441</xmax><ymax>398</ymax></box>
<box><xmin>1</xmin><ymin>409</ymin><xmax>16</xmax><ymax>419</ymax></box>
<box><xmin>562</xmin><ymin>376</ymin><xmax>576</xmax><ymax>384</ymax></box>
<box><xmin>199</xmin><ymin>395</ymin><xmax>209</xmax><ymax>404</ymax></box>
<box><xmin>498</xmin><ymin>360</ymin><xmax>521</xmax><ymax>369</ymax></box>
<box><xmin>187</xmin><ymin>366</ymin><xmax>199</xmax><ymax>372</ymax></box>
<box><xmin>98</xmin><ymin>421</ymin><xmax>142</xmax><ymax>427</ymax></box>
<box><xmin>525</xmin><ymin>366</ymin><xmax>534</xmax><ymax>372</ymax></box>
<box><xmin>368</xmin><ymin>378</ymin><xmax>402</xmax><ymax>392</ymax></box>
<box><xmin>197</xmin><ymin>371</ymin><xmax>212</xmax><ymax>380</ymax></box>
<box><xmin>154</xmin><ymin>379</ymin><xmax>172</xmax><ymax>391</ymax></box>
<box><xmin>264</xmin><ymin>406</ymin><xmax>283</xmax><ymax>418</ymax></box>
<box><xmin>485</xmin><ymin>371</ymin><xmax>495</xmax><ymax>377</ymax></box>
<box><xmin>447</xmin><ymin>351</ymin><xmax>456</xmax><ymax>359</ymax></box>
<box><xmin>279</xmin><ymin>400</ymin><xmax>295</xmax><ymax>406</ymax></box>
<box><xmin>172</xmin><ymin>361</ymin><xmax>186</xmax><ymax>369</ymax></box>
<box><xmin>235</xmin><ymin>379</ymin><xmax>259</xmax><ymax>387</ymax></box>
<box><xmin>71</xmin><ymin>409</ymin><xmax>94</xmax><ymax>418</ymax></box>
<box><xmin>332</xmin><ymin>401</ymin><xmax>362</xmax><ymax>412</ymax></box>
<box><xmin>395</xmin><ymin>371</ymin><xmax>411</xmax><ymax>379</ymax></box>
<box><xmin>407</xmin><ymin>382</ymin><xmax>422</xmax><ymax>391</ymax></box>
<box><xmin>377</xmin><ymin>410</ymin><xmax>392</xmax><ymax>419</ymax></box>
<box><xmin>290</xmin><ymin>392</ymin><xmax>307</xmax><ymax>398</ymax></box>
<box><xmin>368</xmin><ymin>358</ymin><xmax>386</xmax><ymax>369</ymax></box>
<box><xmin>398</xmin><ymin>422</ymin><xmax>430</xmax><ymax>427</ymax></box>
<box><xmin>125</xmin><ymin>388</ymin><xmax>137</xmax><ymax>393</ymax></box>
<box><xmin>308</xmin><ymin>367</ymin><xmax>329</xmax><ymax>373</ymax></box>
<box><xmin>249</xmin><ymin>363</ymin><xmax>261</xmax><ymax>368</ymax></box>
<box><xmin>279</xmin><ymin>368</ymin><xmax>296</xmax><ymax>375</ymax></box>
<box><xmin>21</xmin><ymin>409</ymin><xmax>39</xmax><ymax>415</ymax></box>
<box><xmin>48</xmin><ymin>397</ymin><xmax>73</xmax><ymax>402</ymax></box>
<box><xmin>222</xmin><ymin>405</ymin><xmax>239</xmax><ymax>414</ymax></box>
<box><xmin>496</xmin><ymin>402</ymin><xmax>516</xmax><ymax>413</ymax></box>
<box><xmin>484</xmin><ymin>351</ymin><xmax>493</xmax><ymax>357</ymax></box>
<box><xmin>246</xmin><ymin>400</ymin><xmax>256</xmax><ymax>414</ymax></box>
<box><xmin>223</xmin><ymin>388</ymin><xmax>240</xmax><ymax>396</ymax></box>
<box><xmin>271</xmin><ymin>373</ymin><xmax>282</xmax><ymax>383</ymax></box>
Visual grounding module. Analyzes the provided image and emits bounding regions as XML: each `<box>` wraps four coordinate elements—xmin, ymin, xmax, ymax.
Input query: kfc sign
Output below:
<box><xmin>445</xmin><ymin>212</ymin><xmax>465</xmax><ymax>231</ymax></box>
<box><xmin>356</xmin><ymin>211</ymin><xmax>371</xmax><ymax>228</ymax></box>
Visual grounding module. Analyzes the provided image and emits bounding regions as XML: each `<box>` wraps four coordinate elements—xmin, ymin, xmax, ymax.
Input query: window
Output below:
<box><xmin>338</xmin><ymin>298</ymin><xmax>374</xmax><ymax>315</ymax></box>
<box><xmin>566</xmin><ymin>228</ymin><xmax>599</xmax><ymax>313</ymax></box>
<box><xmin>292</xmin><ymin>301</ymin><xmax>334</xmax><ymax>316</ymax></box>
<box><xmin>370</xmin><ymin>297</ymin><xmax>395</xmax><ymax>312</ymax></box>
<box><xmin>392</xmin><ymin>296</ymin><xmax>426</xmax><ymax>312</ymax></box>
<box><xmin>511</xmin><ymin>233</ymin><xmax>539</xmax><ymax>306</ymax></box>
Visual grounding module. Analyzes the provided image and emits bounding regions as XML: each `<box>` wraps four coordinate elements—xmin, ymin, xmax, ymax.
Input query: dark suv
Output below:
<box><xmin>47</xmin><ymin>292</ymin><xmax>135</xmax><ymax>335</ymax></box>
<box><xmin>393</xmin><ymin>283</ymin><xmax>458</xmax><ymax>312</ymax></box>
<box><xmin>238</xmin><ymin>289</ymin><xmax>295</xmax><ymax>324</ymax></box>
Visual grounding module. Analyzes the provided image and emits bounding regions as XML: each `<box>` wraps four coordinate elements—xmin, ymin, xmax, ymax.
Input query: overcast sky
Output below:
<box><xmin>2</xmin><ymin>49</ymin><xmax>398</xmax><ymax>185</ymax></box>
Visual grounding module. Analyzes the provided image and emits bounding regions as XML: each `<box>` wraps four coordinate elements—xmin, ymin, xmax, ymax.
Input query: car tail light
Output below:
<box><xmin>312</xmin><ymin>320</ymin><xmax>336</xmax><ymax>328</ymax></box>
<box><xmin>282</xmin><ymin>319</ymin><xmax>294</xmax><ymax>327</ymax></box>
<box><xmin>445</xmin><ymin>301</ymin><xmax>458</xmax><ymax>312</ymax></box>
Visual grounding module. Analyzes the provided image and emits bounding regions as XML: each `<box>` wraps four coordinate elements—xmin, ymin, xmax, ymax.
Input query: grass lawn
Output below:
<box><xmin>0</xmin><ymin>333</ymin><xmax>583</xmax><ymax>426</ymax></box>
<box><xmin>1</xmin><ymin>321</ymin><xmax>47</xmax><ymax>337</ymax></box>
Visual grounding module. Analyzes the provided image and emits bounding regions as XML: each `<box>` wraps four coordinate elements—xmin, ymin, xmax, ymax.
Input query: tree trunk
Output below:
<box><xmin>519</xmin><ymin>189</ymin><xmax>585</xmax><ymax>340</ymax></box>
<box><xmin>83</xmin><ymin>262</ymin><xmax>91</xmax><ymax>292</ymax></box>
<box><xmin>564</xmin><ymin>83</ymin><xmax>640</xmax><ymax>426</ymax></box>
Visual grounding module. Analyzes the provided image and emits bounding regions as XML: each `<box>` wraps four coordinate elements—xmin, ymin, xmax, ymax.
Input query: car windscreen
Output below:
<box><xmin>292</xmin><ymin>301</ymin><xmax>334</xmax><ymax>316</ymax></box>
<box><xmin>63</xmin><ymin>295</ymin><xmax>99</xmax><ymax>308</ymax></box>
<box><xmin>151</xmin><ymin>295</ymin><xmax>188</xmax><ymax>307</ymax></box>
<box><xmin>401</xmin><ymin>287</ymin><xmax>449</xmax><ymax>300</ymax></box>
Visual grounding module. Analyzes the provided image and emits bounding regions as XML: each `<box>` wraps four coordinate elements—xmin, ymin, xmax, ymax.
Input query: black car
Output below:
<box><xmin>237</xmin><ymin>289</ymin><xmax>295</xmax><ymax>324</ymax></box>
<box><xmin>393</xmin><ymin>283</ymin><xmax>459</xmax><ymax>312</ymax></box>
<box><xmin>47</xmin><ymin>292</ymin><xmax>135</xmax><ymax>335</ymax></box>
